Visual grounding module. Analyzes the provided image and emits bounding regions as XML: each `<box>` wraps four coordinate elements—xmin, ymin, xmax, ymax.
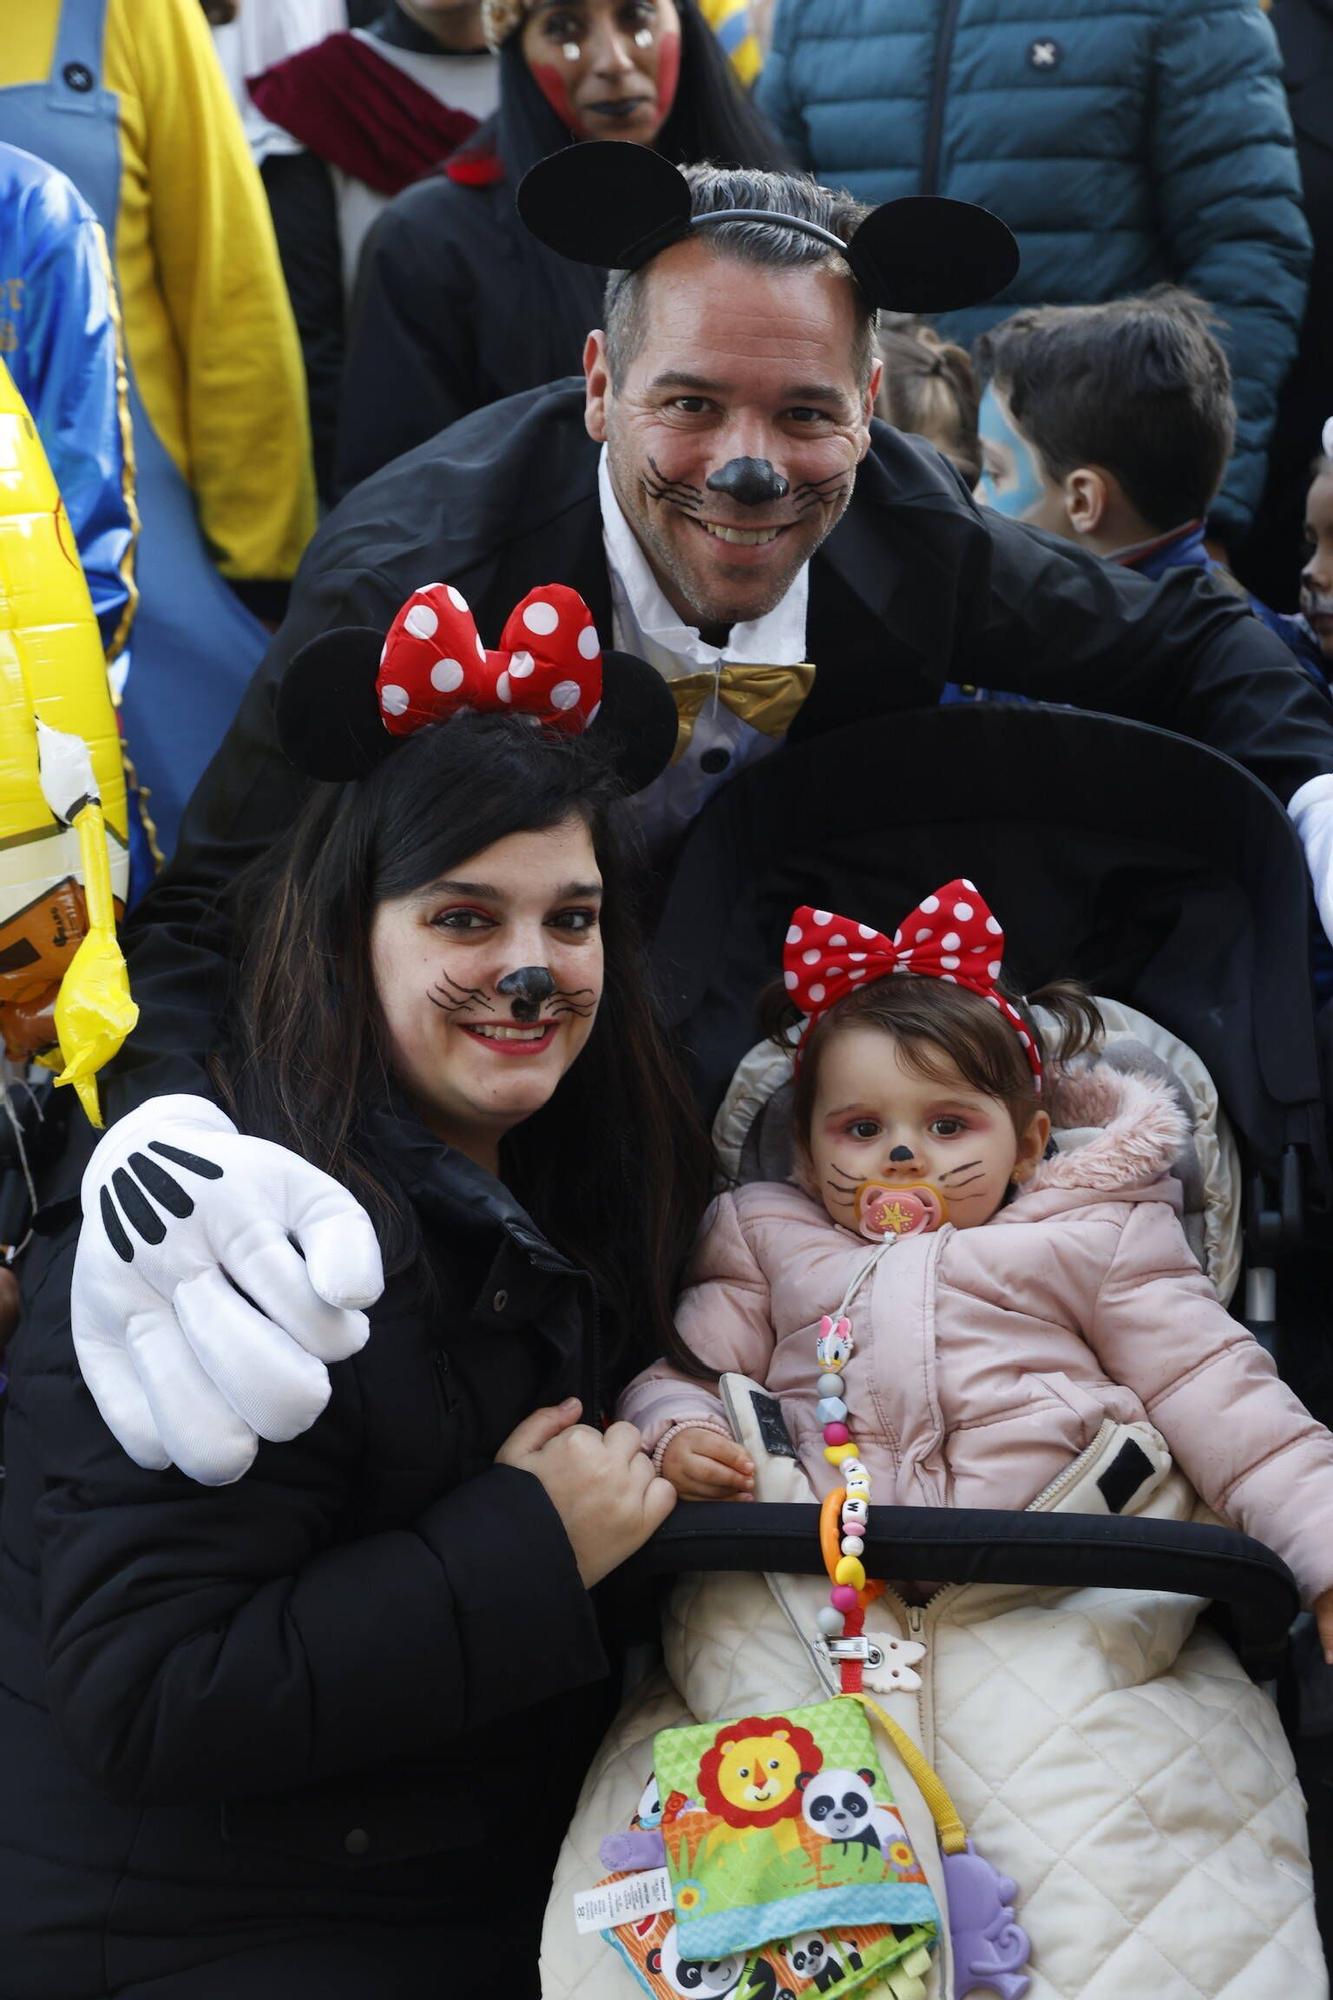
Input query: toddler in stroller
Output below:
<box><xmin>544</xmin><ymin>874</ymin><xmax>1333</xmax><ymax>1999</ymax></box>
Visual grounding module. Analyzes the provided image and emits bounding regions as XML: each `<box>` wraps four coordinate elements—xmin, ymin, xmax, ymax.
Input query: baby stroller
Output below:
<box><xmin>543</xmin><ymin>705</ymin><xmax>1333</xmax><ymax>1998</ymax></box>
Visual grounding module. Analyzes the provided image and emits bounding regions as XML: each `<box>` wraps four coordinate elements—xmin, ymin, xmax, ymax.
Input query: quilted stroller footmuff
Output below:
<box><xmin>542</xmin><ymin>1386</ymin><xmax>1326</xmax><ymax>1999</ymax></box>
<box><xmin>546</xmin><ymin>705</ymin><xmax>1333</xmax><ymax>1995</ymax></box>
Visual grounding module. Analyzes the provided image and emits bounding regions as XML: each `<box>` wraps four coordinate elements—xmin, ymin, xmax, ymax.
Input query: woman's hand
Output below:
<box><xmin>1314</xmin><ymin>1587</ymin><xmax>1333</xmax><ymax>1665</ymax></box>
<box><xmin>661</xmin><ymin>1427</ymin><xmax>755</xmax><ymax>1501</ymax></box>
<box><xmin>496</xmin><ymin>1400</ymin><xmax>676</xmax><ymax>1588</ymax></box>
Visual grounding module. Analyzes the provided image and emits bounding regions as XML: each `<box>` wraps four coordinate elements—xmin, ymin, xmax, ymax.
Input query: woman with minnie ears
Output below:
<box><xmin>332</xmin><ymin>0</ymin><xmax>786</xmax><ymax>495</ymax></box>
<box><xmin>619</xmin><ymin>880</ymin><xmax>1333</xmax><ymax>1660</ymax></box>
<box><xmin>0</xmin><ymin>585</ymin><xmax>714</xmax><ymax>1996</ymax></box>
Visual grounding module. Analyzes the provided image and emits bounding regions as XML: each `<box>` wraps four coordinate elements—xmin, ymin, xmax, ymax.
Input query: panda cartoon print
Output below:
<box><xmin>646</xmin><ymin>1925</ymin><xmax>795</xmax><ymax>1999</ymax></box>
<box><xmin>782</xmin><ymin>1932</ymin><xmax>865</xmax><ymax>1992</ymax></box>
<box><xmin>646</xmin><ymin>1925</ymin><xmax>750</xmax><ymax>1996</ymax></box>
<box><xmin>797</xmin><ymin>1769</ymin><xmax>897</xmax><ymax>1862</ymax></box>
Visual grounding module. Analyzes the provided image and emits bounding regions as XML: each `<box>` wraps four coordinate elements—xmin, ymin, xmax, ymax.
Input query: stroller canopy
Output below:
<box><xmin>651</xmin><ymin>704</ymin><xmax>1323</xmax><ymax>1177</ymax></box>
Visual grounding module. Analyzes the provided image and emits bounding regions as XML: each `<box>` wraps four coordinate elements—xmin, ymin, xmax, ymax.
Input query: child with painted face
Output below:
<box><xmin>973</xmin><ymin>293</ymin><xmax>1327</xmax><ymax>685</ymax></box>
<box><xmin>618</xmin><ymin>878</ymin><xmax>1333</xmax><ymax>1660</ymax></box>
<box><xmin>334</xmin><ymin>0</ymin><xmax>787</xmax><ymax>491</ymax></box>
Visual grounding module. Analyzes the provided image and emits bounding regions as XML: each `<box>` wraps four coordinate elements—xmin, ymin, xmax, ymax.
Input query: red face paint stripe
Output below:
<box><xmin>654</xmin><ymin>27</ymin><xmax>681</xmax><ymax>121</ymax></box>
<box><xmin>528</xmin><ymin>60</ymin><xmax>578</xmax><ymax>130</ymax></box>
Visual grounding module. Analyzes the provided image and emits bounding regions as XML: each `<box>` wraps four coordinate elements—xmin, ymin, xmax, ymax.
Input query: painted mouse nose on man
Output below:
<box><xmin>705</xmin><ymin>457</ymin><xmax>791</xmax><ymax>507</ymax></box>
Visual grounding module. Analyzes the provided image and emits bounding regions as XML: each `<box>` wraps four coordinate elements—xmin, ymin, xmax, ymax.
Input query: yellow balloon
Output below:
<box><xmin>0</xmin><ymin>360</ymin><xmax>134</xmax><ymax>1122</ymax></box>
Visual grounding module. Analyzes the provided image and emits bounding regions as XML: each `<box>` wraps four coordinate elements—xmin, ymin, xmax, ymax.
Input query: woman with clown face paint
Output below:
<box><xmin>0</xmin><ymin>587</ymin><xmax>716</xmax><ymax>1996</ymax></box>
<box><xmin>333</xmin><ymin>0</ymin><xmax>787</xmax><ymax>495</ymax></box>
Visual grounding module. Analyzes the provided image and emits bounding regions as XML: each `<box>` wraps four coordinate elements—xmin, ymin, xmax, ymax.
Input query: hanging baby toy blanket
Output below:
<box><xmin>590</xmin><ymin>1694</ymin><xmax>939</xmax><ymax>1999</ymax></box>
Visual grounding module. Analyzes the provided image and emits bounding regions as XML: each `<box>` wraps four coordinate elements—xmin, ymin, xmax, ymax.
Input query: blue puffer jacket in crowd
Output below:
<box><xmin>0</xmin><ymin>140</ymin><xmax>135</xmax><ymax>656</ymax></box>
<box><xmin>758</xmin><ymin>0</ymin><xmax>1312</xmax><ymax>538</ymax></box>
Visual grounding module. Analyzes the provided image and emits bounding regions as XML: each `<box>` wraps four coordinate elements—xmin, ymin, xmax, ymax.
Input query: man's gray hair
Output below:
<box><xmin>603</xmin><ymin>164</ymin><xmax>877</xmax><ymax>388</ymax></box>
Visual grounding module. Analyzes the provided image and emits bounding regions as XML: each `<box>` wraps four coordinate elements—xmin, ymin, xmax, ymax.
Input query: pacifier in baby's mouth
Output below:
<box><xmin>854</xmin><ymin>1180</ymin><xmax>949</xmax><ymax>1240</ymax></box>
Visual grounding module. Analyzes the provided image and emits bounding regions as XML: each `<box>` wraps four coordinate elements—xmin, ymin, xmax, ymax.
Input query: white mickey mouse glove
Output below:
<box><xmin>1288</xmin><ymin>774</ymin><xmax>1333</xmax><ymax>950</ymax></box>
<box><xmin>71</xmin><ymin>1095</ymin><xmax>383</xmax><ymax>1485</ymax></box>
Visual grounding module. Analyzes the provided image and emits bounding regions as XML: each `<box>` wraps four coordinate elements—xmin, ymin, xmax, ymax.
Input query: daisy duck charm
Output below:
<box><xmin>814</xmin><ymin>1315</ymin><xmax>871</xmax><ymax>1642</ymax></box>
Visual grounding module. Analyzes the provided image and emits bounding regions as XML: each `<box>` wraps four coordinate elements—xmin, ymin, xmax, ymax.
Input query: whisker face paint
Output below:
<box><xmin>792</xmin><ymin>472</ymin><xmax>853</xmax><ymax>516</ymax></box>
<box><xmin>546</xmin><ymin>987</ymin><xmax>598</xmax><ymax>1019</ymax></box>
<box><xmin>644</xmin><ymin>457</ymin><xmax>703</xmax><ymax>513</ymax></box>
<box><xmin>429</xmin><ymin>972</ymin><xmax>495</xmax><ymax>1015</ymax></box>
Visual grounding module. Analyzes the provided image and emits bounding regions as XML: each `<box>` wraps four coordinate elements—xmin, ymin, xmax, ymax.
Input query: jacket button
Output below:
<box><xmin>700</xmin><ymin>747</ymin><xmax>731</xmax><ymax>775</ymax></box>
<box><xmin>344</xmin><ymin>1827</ymin><xmax>370</xmax><ymax>1857</ymax></box>
<box><xmin>493</xmin><ymin>1289</ymin><xmax>508</xmax><ymax>1313</ymax></box>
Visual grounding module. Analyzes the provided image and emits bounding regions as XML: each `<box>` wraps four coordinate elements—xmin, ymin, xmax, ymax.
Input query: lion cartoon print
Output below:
<box><xmin>696</xmin><ymin>1716</ymin><xmax>824</xmax><ymax>1831</ymax></box>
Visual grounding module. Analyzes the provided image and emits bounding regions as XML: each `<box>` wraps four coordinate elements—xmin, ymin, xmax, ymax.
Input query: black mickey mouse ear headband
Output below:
<box><xmin>277</xmin><ymin>579</ymin><xmax>679</xmax><ymax>794</ymax></box>
<box><xmin>516</xmin><ymin>143</ymin><xmax>1020</xmax><ymax>314</ymax></box>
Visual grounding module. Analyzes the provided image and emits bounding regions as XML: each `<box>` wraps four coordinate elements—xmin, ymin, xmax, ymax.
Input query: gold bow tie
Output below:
<box><xmin>668</xmin><ymin>662</ymin><xmax>817</xmax><ymax>763</ymax></box>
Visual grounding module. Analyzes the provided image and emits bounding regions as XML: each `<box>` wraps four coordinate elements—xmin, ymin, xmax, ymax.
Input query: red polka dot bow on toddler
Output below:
<box><xmin>377</xmin><ymin>582</ymin><xmax>601</xmax><ymax>739</ymax></box>
<box><xmin>783</xmin><ymin>879</ymin><xmax>1042</xmax><ymax>1089</ymax></box>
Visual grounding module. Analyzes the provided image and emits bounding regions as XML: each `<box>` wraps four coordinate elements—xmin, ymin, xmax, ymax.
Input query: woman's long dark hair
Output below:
<box><xmin>487</xmin><ymin>0</ymin><xmax>790</xmax><ymax>183</ymax></box>
<box><xmin>220</xmin><ymin>715</ymin><xmax>713</xmax><ymax>1384</ymax></box>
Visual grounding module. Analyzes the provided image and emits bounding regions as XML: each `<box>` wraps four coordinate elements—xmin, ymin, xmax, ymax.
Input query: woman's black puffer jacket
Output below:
<box><xmin>0</xmin><ymin>1103</ymin><xmax>616</xmax><ymax>1999</ymax></box>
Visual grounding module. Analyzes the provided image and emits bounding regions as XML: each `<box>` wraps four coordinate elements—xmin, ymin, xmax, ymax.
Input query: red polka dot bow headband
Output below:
<box><xmin>274</xmin><ymin>580</ymin><xmax>679</xmax><ymax>791</ymax></box>
<box><xmin>377</xmin><ymin>582</ymin><xmax>601</xmax><ymax>741</ymax></box>
<box><xmin>783</xmin><ymin>879</ymin><xmax>1042</xmax><ymax>1089</ymax></box>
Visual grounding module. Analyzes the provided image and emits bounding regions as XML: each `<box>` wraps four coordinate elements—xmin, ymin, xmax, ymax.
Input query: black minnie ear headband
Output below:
<box><xmin>276</xmin><ymin>578</ymin><xmax>679</xmax><ymax>794</ymax></box>
<box><xmin>516</xmin><ymin>144</ymin><xmax>1020</xmax><ymax>314</ymax></box>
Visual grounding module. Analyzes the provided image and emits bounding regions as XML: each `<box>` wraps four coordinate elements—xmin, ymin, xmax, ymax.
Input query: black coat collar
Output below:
<box><xmin>360</xmin><ymin>1099</ymin><xmax>576</xmax><ymax>1272</ymax></box>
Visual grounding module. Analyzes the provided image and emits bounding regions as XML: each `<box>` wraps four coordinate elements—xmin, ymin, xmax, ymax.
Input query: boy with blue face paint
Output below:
<box><xmin>974</xmin><ymin>291</ymin><xmax>1326</xmax><ymax>686</ymax></box>
<box><xmin>975</xmin><ymin>381</ymin><xmax>1045</xmax><ymax>520</ymax></box>
<box><xmin>972</xmin><ymin>292</ymin><xmax>1333</xmax><ymax>1003</ymax></box>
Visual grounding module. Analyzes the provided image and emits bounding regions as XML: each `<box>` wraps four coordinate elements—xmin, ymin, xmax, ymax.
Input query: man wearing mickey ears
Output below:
<box><xmin>62</xmin><ymin>151</ymin><xmax>1333</xmax><ymax>1475</ymax></box>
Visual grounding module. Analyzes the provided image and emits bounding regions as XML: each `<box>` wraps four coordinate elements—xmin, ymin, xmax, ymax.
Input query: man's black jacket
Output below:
<box><xmin>106</xmin><ymin>380</ymin><xmax>1333</xmax><ymax>1132</ymax></box>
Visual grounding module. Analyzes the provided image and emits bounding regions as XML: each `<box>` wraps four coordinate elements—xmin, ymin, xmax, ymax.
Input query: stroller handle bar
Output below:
<box><xmin>632</xmin><ymin>1502</ymin><xmax>1300</xmax><ymax>1675</ymax></box>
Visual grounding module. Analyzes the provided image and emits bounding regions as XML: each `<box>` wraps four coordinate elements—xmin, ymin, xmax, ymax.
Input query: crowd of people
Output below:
<box><xmin>2</xmin><ymin>0</ymin><xmax>1333</xmax><ymax>1995</ymax></box>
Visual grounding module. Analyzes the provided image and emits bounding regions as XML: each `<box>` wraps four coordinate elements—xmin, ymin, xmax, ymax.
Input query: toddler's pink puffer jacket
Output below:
<box><xmin>620</xmin><ymin>1064</ymin><xmax>1333</xmax><ymax>1601</ymax></box>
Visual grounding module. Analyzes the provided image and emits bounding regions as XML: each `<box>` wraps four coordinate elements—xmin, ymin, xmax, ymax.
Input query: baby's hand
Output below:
<box><xmin>661</xmin><ymin>1427</ymin><xmax>755</xmax><ymax>1501</ymax></box>
<box><xmin>1315</xmin><ymin>1587</ymin><xmax>1333</xmax><ymax>1666</ymax></box>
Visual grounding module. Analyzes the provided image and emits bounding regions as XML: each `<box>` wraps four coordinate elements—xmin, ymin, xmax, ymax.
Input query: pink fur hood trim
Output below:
<box><xmin>1029</xmin><ymin>1061</ymin><xmax>1190</xmax><ymax>1195</ymax></box>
